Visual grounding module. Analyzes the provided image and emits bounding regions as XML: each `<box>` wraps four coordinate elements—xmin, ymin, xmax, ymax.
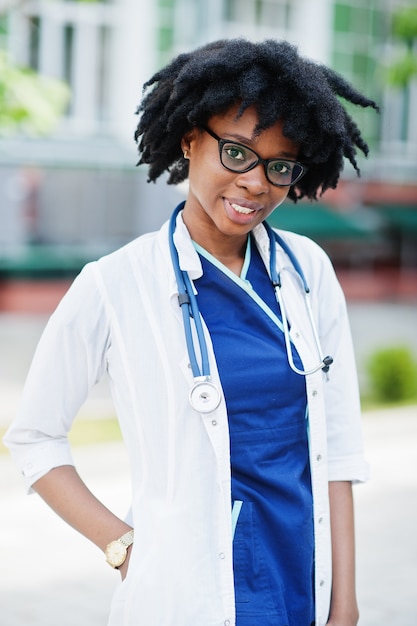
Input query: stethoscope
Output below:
<box><xmin>169</xmin><ymin>203</ymin><xmax>333</xmax><ymax>413</ymax></box>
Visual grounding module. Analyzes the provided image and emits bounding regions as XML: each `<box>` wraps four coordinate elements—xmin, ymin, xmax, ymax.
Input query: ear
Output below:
<box><xmin>181</xmin><ymin>128</ymin><xmax>198</xmax><ymax>156</ymax></box>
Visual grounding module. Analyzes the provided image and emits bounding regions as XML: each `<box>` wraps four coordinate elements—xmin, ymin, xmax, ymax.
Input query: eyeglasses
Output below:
<box><xmin>200</xmin><ymin>125</ymin><xmax>307</xmax><ymax>187</ymax></box>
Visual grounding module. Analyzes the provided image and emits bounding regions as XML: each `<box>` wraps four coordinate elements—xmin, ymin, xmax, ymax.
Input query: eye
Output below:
<box><xmin>270</xmin><ymin>161</ymin><xmax>292</xmax><ymax>176</ymax></box>
<box><xmin>223</xmin><ymin>143</ymin><xmax>248</xmax><ymax>162</ymax></box>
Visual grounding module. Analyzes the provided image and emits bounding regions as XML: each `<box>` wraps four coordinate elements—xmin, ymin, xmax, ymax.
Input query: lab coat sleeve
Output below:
<box><xmin>310</xmin><ymin>243</ymin><xmax>369</xmax><ymax>483</ymax></box>
<box><xmin>3</xmin><ymin>262</ymin><xmax>111</xmax><ymax>492</ymax></box>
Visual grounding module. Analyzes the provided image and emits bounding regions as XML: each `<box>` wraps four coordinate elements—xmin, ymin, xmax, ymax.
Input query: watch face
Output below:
<box><xmin>105</xmin><ymin>540</ymin><xmax>127</xmax><ymax>568</ymax></box>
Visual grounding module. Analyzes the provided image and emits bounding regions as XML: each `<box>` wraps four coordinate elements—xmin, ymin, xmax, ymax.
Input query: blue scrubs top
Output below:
<box><xmin>194</xmin><ymin>236</ymin><xmax>315</xmax><ymax>626</ymax></box>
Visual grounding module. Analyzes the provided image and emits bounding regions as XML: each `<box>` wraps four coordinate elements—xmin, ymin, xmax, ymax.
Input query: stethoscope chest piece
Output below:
<box><xmin>189</xmin><ymin>379</ymin><xmax>221</xmax><ymax>413</ymax></box>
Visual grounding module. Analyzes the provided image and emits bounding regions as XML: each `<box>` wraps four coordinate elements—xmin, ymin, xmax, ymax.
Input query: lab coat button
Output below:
<box><xmin>316</xmin><ymin>454</ymin><xmax>322</xmax><ymax>462</ymax></box>
<box><xmin>320</xmin><ymin>579</ymin><xmax>325</xmax><ymax>587</ymax></box>
<box><xmin>312</xmin><ymin>390</ymin><xmax>318</xmax><ymax>397</ymax></box>
<box><xmin>212</xmin><ymin>420</ymin><xmax>217</xmax><ymax>426</ymax></box>
<box><xmin>219</xmin><ymin>552</ymin><xmax>225</xmax><ymax>560</ymax></box>
<box><xmin>224</xmin><ymin>621</ymin><xmax>231</xmax><ymax>626</ymax></box>
<box><xmin>318</xmin><ymin>516</ymin><xmax>323</xmax><ymax>524</ymax></box>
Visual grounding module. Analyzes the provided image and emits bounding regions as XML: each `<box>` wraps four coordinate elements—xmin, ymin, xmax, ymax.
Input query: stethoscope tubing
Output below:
<box><xmin>169</xmin><ymin>208</ymin><xmax>222</xmax><ymax>412</ymax></box>
<box><xmin>169</xmin><ymin>204</ymin><xmax>333</xmax><ymax>412</ymax></box>
<box><xmin>169</xmin><ymin>210</ymin><xmax>210</xmax><ymax>379</ymax></box>
<box><xmin>265</xmin><ymin>221</ymin><xmax>333</xmax><ymax>376</ymax></box>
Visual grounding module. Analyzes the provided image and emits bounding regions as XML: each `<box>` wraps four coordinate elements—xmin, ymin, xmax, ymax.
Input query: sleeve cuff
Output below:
<box><xmin>327</xmin><ymin>454</ymin><xmax>370</xmax><ymax>484</ymax></box>
<box><xmin>10</xmin><ymin>440</ymin><xmax>75</xmax><ymax>494</ymax></box>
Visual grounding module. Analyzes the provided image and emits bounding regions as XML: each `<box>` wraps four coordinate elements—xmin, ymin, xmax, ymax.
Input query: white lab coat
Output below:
<box><xmin>4</xmin><ymin>211</ymin><xmax>369</xmax><ymax>626</ymax></box>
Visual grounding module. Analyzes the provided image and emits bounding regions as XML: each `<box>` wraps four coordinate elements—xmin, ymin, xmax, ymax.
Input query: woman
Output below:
<box><xmin>4</xmin><ymin>39</ymin><xmax>378</xmax><ymax>626</ymax></box>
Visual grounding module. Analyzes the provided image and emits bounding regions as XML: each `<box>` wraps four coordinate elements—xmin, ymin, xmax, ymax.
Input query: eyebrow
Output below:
<box><xmin>223</xmin><ymin>131</ymin><xmax>298</xmax><ymax>160</ymax></box>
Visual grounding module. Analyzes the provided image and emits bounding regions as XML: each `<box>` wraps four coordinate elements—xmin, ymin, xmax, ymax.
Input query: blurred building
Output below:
<box><xmin>0</xmin><ymin>0</ymin><xmax>416</xmax><ymax>311</ymax></box>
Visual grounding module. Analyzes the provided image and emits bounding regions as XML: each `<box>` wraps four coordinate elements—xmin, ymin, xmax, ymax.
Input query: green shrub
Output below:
<box><xmin>367</xmin><ymin>346</ymin><xmax>417</xmax><ymax>402</ymax></box>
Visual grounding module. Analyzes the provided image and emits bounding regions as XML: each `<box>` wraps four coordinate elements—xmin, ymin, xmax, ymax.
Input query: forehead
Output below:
<box><xmin>208</xmin><ymin>104</ymin><xmax>298</xmax><ymax>155</ymax></box>
<box><xmin>208</xmin><ymin>104</ymin><xmax>262</xmax><ymax>137</ymax></box>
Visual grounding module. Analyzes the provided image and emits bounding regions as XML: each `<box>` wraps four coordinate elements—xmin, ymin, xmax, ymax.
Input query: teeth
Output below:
<box><xmin>231</xmin><ymin>203</ymin><xmax>255</xmax><ymax>215</ymax></box>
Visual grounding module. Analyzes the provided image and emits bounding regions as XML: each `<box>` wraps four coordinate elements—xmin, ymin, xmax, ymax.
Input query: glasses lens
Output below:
<box><xmin>221</xmin><ymin>142</ymin><xmax>258</xmax><ymax>172</ymax></box>
<box><xmin>267</xmin><ymin>160</ymin><xmax>305</xmax><ymax>186</ymax></box>
<box><xmin>218</xmin><ymin>135</ymin><xmax>306</xmax><ymax>187</ymax></box>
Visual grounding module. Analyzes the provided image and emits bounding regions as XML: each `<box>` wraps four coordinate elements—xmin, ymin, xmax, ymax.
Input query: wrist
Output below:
<box><xmin>105</xmin><ymin>528</ymin><xmax>134</xmax><ymax>569</ymax></box>
<box><xmin>327</xmin><ymin>606</ymin><xmax>359</xmax><ymax>626</ymax></box>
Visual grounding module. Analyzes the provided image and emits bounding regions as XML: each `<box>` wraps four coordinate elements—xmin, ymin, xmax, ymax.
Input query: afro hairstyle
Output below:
<box><xmin>134</xmin><ymin>38</ymin><xmax>379</xmax><ymax>201</ymax></box>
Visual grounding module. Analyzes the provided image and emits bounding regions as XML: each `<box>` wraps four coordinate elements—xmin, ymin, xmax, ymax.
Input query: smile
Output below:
<box><xmin>230</xmin><ymin>203</ymin><xmax>255</xmax><ymax>215</ymax></box>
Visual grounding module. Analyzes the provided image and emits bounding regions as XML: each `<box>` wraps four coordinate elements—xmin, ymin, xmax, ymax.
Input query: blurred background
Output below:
<box><xmin>0</xmin><ymin>0</ymin><xmax>417</xmax><ymax>296</ymax></box>
<box><xmin>0</xmin><ymin>0</ymin><xmax>416</xmax><ymax>377</ymax></box>
<box><xmin>0</xmin><ymin>0</ymin><xmax>416</xmax><ymax>625</ymax></box>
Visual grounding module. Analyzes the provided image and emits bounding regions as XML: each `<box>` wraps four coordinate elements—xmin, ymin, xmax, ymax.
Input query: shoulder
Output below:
<box><xmin>91</xmin><ymin>222</ymin><xmax>171</xmax><ymax>280</ymax></box>
<box><xmin>272</xmin><ymin>228</ymin><xmax>329</xmax><ymax>261</ymax></box>
<box><xmin>272</xmin><ymin>228</ymin><xmax>334</xmax><ymax>276</ymax></box>
<box><xmin>271</xmin><ymin>227</ymin><xmax>343</xmax><ymax>302</ymax></box>
<box><xmin>54</xmin><ymin>227</ymin><xmax>165</xmax><ymax>312</ymax></box>
<box><xmin>97</xmin><ymin>229</ymin><xmax>160</xmax><ymax>269</ymax></box>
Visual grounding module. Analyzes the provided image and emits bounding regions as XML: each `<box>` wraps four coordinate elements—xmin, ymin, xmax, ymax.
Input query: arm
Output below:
<box><xmin>326</xmin><ymin>481</ymin><xmax>359</xmax><ymax>626</ymax></box>
<box><xmin>33</xmin><ymin>465</ymin><xmax>132</xmax><ymax>579</ymax></box>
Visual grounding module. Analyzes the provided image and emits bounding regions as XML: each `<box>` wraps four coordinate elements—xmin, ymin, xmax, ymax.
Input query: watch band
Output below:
<box><xmin>118</xmin><ymin>529</ymin><xmax>134</xmax><ymax>547</ymax></box>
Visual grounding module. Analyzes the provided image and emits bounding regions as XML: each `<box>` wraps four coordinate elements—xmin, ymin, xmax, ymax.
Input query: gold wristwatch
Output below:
<box><xmin>105</xmin><ymin>529</ymin><xmax>134</xmax><ymax>569</ymax></box>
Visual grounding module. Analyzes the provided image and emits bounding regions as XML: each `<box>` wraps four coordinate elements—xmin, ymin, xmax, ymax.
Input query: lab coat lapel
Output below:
<box><xmin>157</xmin><ymin>211</ymin><xmax>203</xmax><ymax>320</ymax></box>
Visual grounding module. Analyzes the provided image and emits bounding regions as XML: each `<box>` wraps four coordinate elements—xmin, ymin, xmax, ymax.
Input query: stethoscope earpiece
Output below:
<box><xmin>322</xmin><ymin>356</ymin><xmax>334</xmax><ymax>373</ymax></box>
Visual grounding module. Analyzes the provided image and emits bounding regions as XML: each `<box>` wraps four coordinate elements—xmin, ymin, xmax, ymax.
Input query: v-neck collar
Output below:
<box><xmin>193</xmin><ymin>236</ymin><xmax>285</xmax><ymax>334</ymax></box>
<box><xmin>193</xmin><ymin>235</ymin><xmax>252</xmax><ymax>281</ymax></box>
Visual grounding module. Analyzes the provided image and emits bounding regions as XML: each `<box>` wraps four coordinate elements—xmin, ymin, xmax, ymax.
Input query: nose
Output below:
<box><xmin>235</xmin><ymin>163</ymin><xmax>270</xmax><ymax>195</ymax></box>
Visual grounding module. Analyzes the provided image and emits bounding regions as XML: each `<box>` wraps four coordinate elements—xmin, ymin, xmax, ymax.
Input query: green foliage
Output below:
<box><xmin>392</xmin><ymin>6</ymin><xmax>417</xmax><ymax>41</ymax></box>
<box><xmin>367</xmin><ymin>346</ymin><xmax>417</xmax><ymax>403</ymax></box>
<box><xmin>387</xmin><ymin>5</ymin><xmax>417</xmax><ymax>88</ymax></box>
<box><xmin>387</xmin><ymin>51</ymin><xmax>417</xmax><ymax>88</ymax></box>
<box><xmin>0</xmin><ymin>51</ymin><xmax>70</xmax><ymax>136</ymax></box>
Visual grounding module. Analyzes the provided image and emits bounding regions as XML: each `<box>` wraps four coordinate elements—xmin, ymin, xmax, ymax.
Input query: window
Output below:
<box><xmin>28</xmin><ymin>16</ymin><xmax>41</xmax><ymax>71</ymax></box>
<box><xmin>332</xmin><ymin>0</ymin><xmax>386</xmax><ymax>148</ymax></box>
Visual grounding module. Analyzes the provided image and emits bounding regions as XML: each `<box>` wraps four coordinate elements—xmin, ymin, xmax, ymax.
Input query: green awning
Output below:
<box><xmin>379</xmin><ymin>206</ymin><xmax>417</xmax><ymax>235</ymax></box>
<box><xmin>267</xmin><ymin>203</ymin><xmax>372</xmax><ymax>239</ymax></box>
<box><xmin>0</xmin><ymin>245</ymin><xmax>104</xmax><ymax>278</ymax></box>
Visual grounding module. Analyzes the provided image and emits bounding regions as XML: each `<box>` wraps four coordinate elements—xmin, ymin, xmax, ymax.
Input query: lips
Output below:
<box><xmin>224</xmin><ymin>198</ymin><xmax>263</xmax><ymax>221</ymax></box>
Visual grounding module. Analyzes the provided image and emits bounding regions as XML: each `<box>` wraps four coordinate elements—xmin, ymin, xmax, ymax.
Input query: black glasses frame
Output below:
<box><xmin>200</xmin><ymin>125</ymin><xmax>307</xmax><ymax>187</ymax></box>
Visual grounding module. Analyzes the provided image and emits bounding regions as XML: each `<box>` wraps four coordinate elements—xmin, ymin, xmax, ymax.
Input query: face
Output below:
<box><xmin>181</xmin><ymin>104</ymin><xmax>300</xmax><ymax>254</ymax></box>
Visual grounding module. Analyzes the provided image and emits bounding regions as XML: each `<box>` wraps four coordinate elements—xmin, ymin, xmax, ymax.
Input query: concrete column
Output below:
<box><xmin>291</xmin><ymin>0</ymin><xmax>333</xmax><ymax>63</ymax></box>
<box><xmin>107</xmin><ymin>0</ymin><xmax>158</xmax><ymax>143</ymax></box>
<box><xmin>38</xmin><ymin>15</ymin><xmax>64</xmax><ymax>79</ymax></box>
<box><xmin>8</xmin><ymin>10</ymin><xmax>31</xmax><ymax>66</ymax></box>
<box><xmin>72</xmin><ymin>21</ymin><xmax>100</xmax><ymax>130</ymax></box>
<box><xmin>204</xmin><ymin>0</ymin><xmax>226</xmax><ymax>42</ymax></box>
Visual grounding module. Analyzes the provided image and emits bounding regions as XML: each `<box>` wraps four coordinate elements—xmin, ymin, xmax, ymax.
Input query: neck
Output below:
<box><xmin>194</xmin><ymin>233</ymin><xmax>248</xmax><ymax>276</ymax></box>
<box><xmin>182</xmin><ymin>206</ymin><xmax>248</xmax><ymax>276</ymax></box>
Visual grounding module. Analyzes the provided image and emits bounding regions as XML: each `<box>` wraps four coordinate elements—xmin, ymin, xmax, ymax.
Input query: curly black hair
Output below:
<box><xmin>135</xmin><ymin>38</ymin><xmax>379</xmax><ymax>201</ymax></box>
